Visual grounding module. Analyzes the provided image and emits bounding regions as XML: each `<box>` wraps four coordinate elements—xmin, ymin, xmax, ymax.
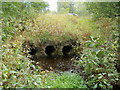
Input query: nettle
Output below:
<box><xmin>76</xmin><ymin>36</ymin><xmax>119</xmax><ymax>88</ymax></box>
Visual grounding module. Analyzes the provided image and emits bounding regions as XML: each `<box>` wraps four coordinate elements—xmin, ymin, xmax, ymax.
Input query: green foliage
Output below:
<box><xmin>57</xmin><ymin>2</ymin><xmax>75</xmax><ymax>14</ymax></box>
<box><xmin>1</xmin><ymin>41</ymin><xmax>42</xmax><ymax>88</ymax></box>
<box><xmin>84</xmin><ymin>2</ymin><xmax>119</xmax><ymax>19</ymax></box>
<box><xmin>20</xmin><ymin>14</ymin><xmax>101</xmax><ymax>45</ymax></box>
<box><xmin>42</xmin><ymin>72</ymin><xmax>87</xmax><ymax>88</ymax></box>
<box><xmin>2</xmin><ymin>2</ymin><xmax>48</xmax><ymax>17</ymax></box>
<box><xmin>75</xmin><ymin>36</ymin><xmax>119</xmax><ymax>88</ymax></box>
<box><xmin>1</xmin><ymin>2</ymin><xmax>48</xmax><ymax>41</ymax></box>
<box><xmin>75</xmin><ymin>3</ymin><xmax>89</xmax><ymax>16</ymax></box>
<box><xmin>1</xmin><ymin>38</ymin><xmax>86</xmax><ymax>88</ymax></box>
<box><xmin>57</xmin><ymin>2</ymin><xmax>89</xmax><ymax>16</ymax></box>
<box><xmin>1</xmin><ymin>1</ymin><xmax>119</xmax><ymax>88</ymax></box>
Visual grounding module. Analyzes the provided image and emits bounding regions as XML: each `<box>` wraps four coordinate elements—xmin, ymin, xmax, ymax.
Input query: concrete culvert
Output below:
<box><xmin>62</xmin><ymin>45</ymin><xmax>72</xmax><ymax>56</ymax></box>
<box><xmin>45</xmin><ymin>45</ymin><xmax>55</xmax><ymax>56</ymax></box>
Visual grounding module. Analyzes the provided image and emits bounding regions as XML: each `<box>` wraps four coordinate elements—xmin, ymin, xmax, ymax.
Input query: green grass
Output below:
<box><xmin>41</xmin><ymin>72</ymin><xmax>87</xmax><ymax>88</ymax></box>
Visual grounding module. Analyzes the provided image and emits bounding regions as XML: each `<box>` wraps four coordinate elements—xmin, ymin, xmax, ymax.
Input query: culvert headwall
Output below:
<box><xmin>22</xmin><ymin>40</ymin><xmax>78</xmax><ymax>58</ymax></box>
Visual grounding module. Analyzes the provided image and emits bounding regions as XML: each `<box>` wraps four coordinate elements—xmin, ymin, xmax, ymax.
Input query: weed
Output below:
<box><xmin>41</xmin><ymin>72</ymin><xmax>87</xmax><ymax>88</ymax></box>
<box><xmin>74</xmin><ymin>36</ymin><xmax>119</xmax><ymax>89</ymax></box>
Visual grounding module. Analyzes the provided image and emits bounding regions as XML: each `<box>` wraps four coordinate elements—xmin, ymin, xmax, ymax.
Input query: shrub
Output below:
<box><xmin>74</xmin><ymin>36</ymin><xmax>119</xmax><ymax>89</ymax></box>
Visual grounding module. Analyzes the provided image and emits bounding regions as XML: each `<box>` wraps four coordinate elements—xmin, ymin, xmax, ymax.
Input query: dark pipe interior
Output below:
<box><xmin>29</xmin><ymin>47</ymin><xmax>37</xmax><ymax>55</ymax></box>
<box><xmin>45</xmin><ymin>45</ymin><xmax>55</xmax><ymax>56</ymax></box>
<box><xmin>62</xmin><ymin>45</ymin><xmax>72</xmax><ymax>56</ymax></box>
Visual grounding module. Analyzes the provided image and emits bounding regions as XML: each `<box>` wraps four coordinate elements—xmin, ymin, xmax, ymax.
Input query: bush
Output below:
<box><xmin>1</xmin><ymin>41</ymin><xmax>42</xmax><ymax>88</ymax></box>
<box><xmin>85</xmin><ymin>2</ymin><xmax>119</xmax><ymax>19</ymax></box>
<box><xmin>74</xmin><ymin>36</ymin><xmax>119</xmax><ymax>89</ymax></box>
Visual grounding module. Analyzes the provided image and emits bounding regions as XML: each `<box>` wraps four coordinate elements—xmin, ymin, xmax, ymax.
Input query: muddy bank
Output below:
<box><xmin>34</xmin><ymin>56</ymin><xmax>73</xmax><ymax>72</ymax></box>
<box><xmin>31</xmin><ymin>55</ymin><xmax>84</xmax><ymax>75</ymax></box>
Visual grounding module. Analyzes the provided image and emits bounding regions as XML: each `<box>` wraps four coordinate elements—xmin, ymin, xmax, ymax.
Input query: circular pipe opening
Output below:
<box><xmin>45</xmin><ymin>45</ymin><xmax>55</xmax><ymax>56</ymax></box>
<box><xmin>62</xmin><ymin>45</ymin><xmax>72</xmax><ymax>56</ymax></box>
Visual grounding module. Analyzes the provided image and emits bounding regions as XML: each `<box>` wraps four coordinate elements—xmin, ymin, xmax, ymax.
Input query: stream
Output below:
<box><xmin>32</xmin><ymin>55</ymin><xmax>85</xmax><ymax>75</ymax></box>
<box><xmin>34</xmin><ymin>56</ymin><xmax>74</xmax><ymax>72</ymax></box>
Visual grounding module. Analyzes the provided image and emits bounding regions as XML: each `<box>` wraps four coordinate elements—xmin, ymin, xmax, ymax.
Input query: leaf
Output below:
<box><xmin>10</xmin><ymin>71</ymin><xmax>18</xmax><ymax>74</ymax></box>
<box><xmin>93</xmin><ymin>83</ymin><xmax>98</xmax><ymax>88</ymax></box>
<box><xmin>3</xmin><ymin>64</ymin><xmax>8</xmax><ymax>70</ymax></box>
<box><xmin>33</xmin><ymin>82</ymin><xmax>38</xmax><ymax>86</ymax></box>
<box><xmin>98</xmin><ymin>75</ymin><xmax>103</xmax><ymax>79</ymax></box>
<box><xmin>89</xmin><ymin>43</ymin><xmax>95</xmax><ymax>47</ymax></box>
<box><xmin>97</xmin><ymin>51</ymin><xmax>104</xmax><ymax>58</ymax></box>
<box><xmin>93</xmin><ymin>48</ymin><xmax>100</xmax><ymax>54</ymax></box>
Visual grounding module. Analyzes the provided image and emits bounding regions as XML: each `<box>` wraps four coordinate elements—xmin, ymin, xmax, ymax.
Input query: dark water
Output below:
<box><xmin>34</xmin><ymin>56</ymin><xmax>75</xmax><ymax>72</ymax></box>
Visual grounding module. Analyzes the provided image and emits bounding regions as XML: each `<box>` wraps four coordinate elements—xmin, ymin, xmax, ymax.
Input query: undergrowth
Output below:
<box><xmin>21</xmin><ymin>14</ymin><xmax>102</xmax><ymax>44</ymax></box>
<box><xmin>74</xmin><ymin>36</ymin><xmax>119</xmax><ymax>89</ymax></box>
<box><xmin>1</xmin><ymin>13</ymin><xmax>119</xmax><ymax>88</ymax></box>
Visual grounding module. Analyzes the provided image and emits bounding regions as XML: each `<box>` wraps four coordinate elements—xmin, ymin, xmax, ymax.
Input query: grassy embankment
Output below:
<box><xmin>1</xmin><ymin>14</ymin><xmax>117</xmax><ymax>88</ymax></box>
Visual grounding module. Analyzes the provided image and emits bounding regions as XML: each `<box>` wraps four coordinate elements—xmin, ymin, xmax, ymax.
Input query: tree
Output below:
<box><xmin>1</xmin><ymin>1</ymin><xmax>49</xmax><ymax>40</ymax></box>
<box><xmin>73</xmin><ymin>2</ymin><xmax>89</xmax><ymax>16</ymax></box>
<box><xmin>57</xmin><ymin>1</ymin><xmax>75</xmax><ymax>14</ymax></box>
<box><xmin>84</xmin><ymin>2</ymin><xmax>119</xmax><ymax>18</ymax></box>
